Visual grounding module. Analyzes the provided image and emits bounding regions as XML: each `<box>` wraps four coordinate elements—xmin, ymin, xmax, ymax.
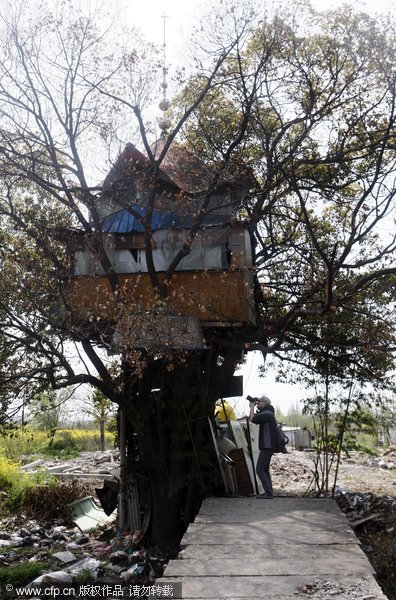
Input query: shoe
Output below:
<box><xmin>256</xmin><ymin>493</ymin><xmax>273</xmax><ymax>499</ymax></box>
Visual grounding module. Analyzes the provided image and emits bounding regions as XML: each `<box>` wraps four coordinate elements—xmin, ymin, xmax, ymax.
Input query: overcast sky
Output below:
<box><xmin>125</xmin><ymin>0</ymin><xmax>396</xmax><ymax>49</ymax></box>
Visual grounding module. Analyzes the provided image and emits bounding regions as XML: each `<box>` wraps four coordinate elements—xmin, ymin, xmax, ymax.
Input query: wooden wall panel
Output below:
<box><xmin>67</xmin><ymin>270</ymin><xmax>255</xmax><ymax>325</ymax></box>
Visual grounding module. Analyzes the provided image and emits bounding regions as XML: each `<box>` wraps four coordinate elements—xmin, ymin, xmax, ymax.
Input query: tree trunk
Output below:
<box><xmin>121</xmin><ymin>346</ymin><xmax>241</xmax><ymax>553</ymax></box>
<box><xmin>99</xmin><ymin>419</ymin><xmax>105</xmax><ymax>452</ymax></box>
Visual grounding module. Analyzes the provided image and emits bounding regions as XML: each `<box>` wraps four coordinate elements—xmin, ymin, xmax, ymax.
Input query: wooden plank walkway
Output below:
<box><xmin>156</xmin><ymin>497</ymin><xmax>389</xmax><ymax>599</ymax></box>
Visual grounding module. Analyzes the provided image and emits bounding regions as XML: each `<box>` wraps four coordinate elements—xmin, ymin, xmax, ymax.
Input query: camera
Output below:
<box><xmin>246</xmin><ymin>395</ymin><xmax>257</xmax><ymax>404</ymax></box>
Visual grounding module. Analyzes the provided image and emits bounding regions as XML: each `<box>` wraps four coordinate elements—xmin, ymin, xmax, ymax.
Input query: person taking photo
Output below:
<box><xmin>249</xmin><ymin>395</ymin><xmax>277</xmax><ymax>499</ymax></box>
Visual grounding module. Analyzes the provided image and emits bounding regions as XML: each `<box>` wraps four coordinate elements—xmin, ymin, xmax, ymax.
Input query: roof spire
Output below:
<box><xmin>158</xmin><ymin>13</ymin><xmax>171</xmax><ymax>136</ymax></box>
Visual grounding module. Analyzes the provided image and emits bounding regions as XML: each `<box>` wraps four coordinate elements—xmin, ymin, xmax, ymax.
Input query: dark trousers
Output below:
<box><xmin>256</xmin><ymin>450</ymin><xmax>274</xmax><ymax>495</ymax></box>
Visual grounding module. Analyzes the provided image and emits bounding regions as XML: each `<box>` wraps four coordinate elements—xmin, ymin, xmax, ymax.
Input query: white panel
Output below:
<box><xmin>114</xmin><ymin>250</ymin><xmax>139</xmax><ymax>273</ymax></box>
<box><xmin>74</xmin><ymin>251</ymin><xmax>90</xmax><ymax>276</ymax></box>
<box><xmin>152</xmin><ymin>228</ymin><xmax>226</xmax><ymax>271</ymax></box>
<box><xmin>249</xmin><ymin>421</ymin><xmax>264</xmax><ymax>494</ymax></box>
<box><xmin>73</xmin><ymin>226</ymin><xmax>253</xmax><ymax>276</ymax></box>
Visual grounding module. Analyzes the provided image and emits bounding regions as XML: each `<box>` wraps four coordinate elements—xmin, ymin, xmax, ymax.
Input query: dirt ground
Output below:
<box><xmin>271</xmin><ymin>448</ymin><xmax>396</xmax><ymax>600</ymax></box>
<box><xmin>271</xmin><ymin>447</ymin><xmax>396</xmax><ymax>496</ymax></box>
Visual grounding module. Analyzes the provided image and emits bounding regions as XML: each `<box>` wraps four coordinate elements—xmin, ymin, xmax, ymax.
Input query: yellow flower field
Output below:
<box><xmin>0</xmin><ymin>428</ymin><xmax>116</xmax><ymax>461</ymax></box>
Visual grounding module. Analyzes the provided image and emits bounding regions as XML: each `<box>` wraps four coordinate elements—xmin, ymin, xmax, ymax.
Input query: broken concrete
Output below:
<box><xmin>21</xmin><ymin>450</ymin><xmax>120</xmax><ymax>481</ymax></box>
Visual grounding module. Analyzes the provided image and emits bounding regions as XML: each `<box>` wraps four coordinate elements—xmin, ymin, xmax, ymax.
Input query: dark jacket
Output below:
<box><xmin>252</xmin><ymin>406</ymin><xmax>278</xmax><ymax>451</ymax></box>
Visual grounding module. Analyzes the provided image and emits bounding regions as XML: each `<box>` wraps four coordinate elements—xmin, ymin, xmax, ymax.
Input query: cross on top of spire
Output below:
<box><xmin>158</xmin><ymin>13</ymin><xmax>171</xmax><ymax>135</ymax></box>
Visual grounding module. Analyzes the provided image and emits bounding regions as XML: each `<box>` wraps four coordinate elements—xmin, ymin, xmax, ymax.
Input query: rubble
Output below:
<box><xmin>297</xmin><ymin>577</ymin><xmax>382</xmax><ymax>599</ymax></box>
<box><xmin>334</xmin><ymin>490</ymin><xmax>396</xmax><ymax>521</ymax></box>
<box><xmin>333</xmin><ymin>490</ymin><xmax>396</xmax><ymax>600</ymax></box>
<box><xmin>52</xmin><ymin>550</ymin><xmax>77</xmax><ymax>564</ymax></box>
<box><xmin>0</xmin><ymin>515</ymin><xmax>167</xmax><ymax>592</ymax></box>
<box><xmin>22</xmin><ymin>450</ymin><xmax>120</xmax><ymax>481</ymax></box>
<box><xmin>1</xmin><ymin>448</ymin><xmax>394</xmax><ymax>597</ymax></box>
<box><xmin>366</xmin><ymin>458</ymin><xmax>395</xmax><ymax>470</ymax></box>
<box><xmin>271</xmin><ymin>449</ymin><xmax>396</xmax><ymax>497</ymax></box>
<box><xmin>28</xmin><ymin>570</ymin><xmax>74</xmax><ymax>587</ymax></box>
<box><xmin>109</xmin><ymin>550</ymin><xmax>129</xmax><ymax>564</ymax></box>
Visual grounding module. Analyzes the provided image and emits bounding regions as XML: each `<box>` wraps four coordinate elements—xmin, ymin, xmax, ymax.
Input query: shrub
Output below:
<box><xmin>0</xmin><ymin>457</ymin><xmax>58</xmax><ymax>512</ymax></box>
<box><xmin>57</xmin><ymin>428</ymin><xmax>115</xmax><ymax>452</ymax></box>
<box><xmin>0</xmin><ymin>429</ymin><xmax>47</xmax><ymax>461</ymax></box>
<box><xmin>23</xmin><ymin>480</ymin><xmax>92</xmax><ymax>523</ymax></box>
<box><xmin>49</xmin><ymin>430</ymin><xmax>78</xmax><ymax>451</ymax></box>
<box><xmin>0</xmin><ymin>456</ymin><xmax>38</xmax><ymax>510</ymax></box>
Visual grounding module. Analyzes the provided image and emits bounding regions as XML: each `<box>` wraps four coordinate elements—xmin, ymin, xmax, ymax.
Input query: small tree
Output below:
<box><xmin>30</xmin><ymin>390</ymin><xmax>67</xmax><ymax>446</ymax></box>
<box><xmin>373</xmin><ymin>395</ymin><xmax>396</xmax><ymax>447</ymax></box>
<box><xmin>84</xmin><ymin>388</ymin><xmax>115</xmax><ymax>451</ymax></box>
<box><xmin>279</xmin><ymin>303</ymin><xmax>395</xmax><ymax>496</ymax></box>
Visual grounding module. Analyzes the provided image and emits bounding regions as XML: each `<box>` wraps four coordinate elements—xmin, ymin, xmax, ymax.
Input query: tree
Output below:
<box><xmin>84</xmin><ymin>388</ymin><xmax>115</xmax><ymax>451</ymax></box>
<box><xmin>274</xmin><ymin>300</ymin><xmax>395</xmax><ymax>495</ymax></box>
<box><xmin>0</xmin><ymin>0</ymin><xmax>245</xmax><ymax>550</ymax></box>
<box><xmin>374</xmin><ymin>394</ymin><xmax>396</xmax><ymax>446</ymax></box>
<box><xmin>0</xmin><ymin>0</ymin><xmax>395</xmax><ymax>550</ymax></box>
<box><xmin>30</xmin><ymin>389</ymin><xmax>66</xmax><ymax>444</ymax></box>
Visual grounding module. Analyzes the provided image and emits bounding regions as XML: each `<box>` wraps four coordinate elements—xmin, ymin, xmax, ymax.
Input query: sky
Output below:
<box><xmin>124</xmin><ymin>0</ymin><xmax>396</xmax><ymax>49</ymax></box>
<box><xmin>120</xmin><ymin>0</ymin><xmax>395</xmax><ymax>414</ymax></box>
<box><xmin>232</xmin><ymin>353</ymin><xmax>303</xmax><ymax>417</ymax></box>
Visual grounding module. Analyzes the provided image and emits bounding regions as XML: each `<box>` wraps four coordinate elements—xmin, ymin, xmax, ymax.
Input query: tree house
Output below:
<box><xmin>66</xmin><ymin>144</ymin><xmax>256</xmax><ymax>348</ymax></box>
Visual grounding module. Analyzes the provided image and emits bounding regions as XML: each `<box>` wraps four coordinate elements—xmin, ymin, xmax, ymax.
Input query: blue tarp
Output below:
<box><xmin>101</xmin><ymin>205</ymin><xmax>189</xmax><ymax>233</ymax></box>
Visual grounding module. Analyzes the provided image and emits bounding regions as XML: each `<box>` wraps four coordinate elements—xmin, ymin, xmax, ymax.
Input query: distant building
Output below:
<box><xmin>282</xmin><ymin>427</ymin><xmax>312</xmax><ymax>450</ymax></box>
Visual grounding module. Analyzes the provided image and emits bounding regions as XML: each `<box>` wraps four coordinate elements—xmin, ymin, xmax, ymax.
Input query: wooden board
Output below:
<box><xmin>165</xmin><ymin>552</ymin><xmax>374</xmax><ymax>576</ymax></box>
<box><xmin>179</xmin><ymin>542</ymin><xmax>372</xmax><ymax>566</ymax></box>
<box><xmin>182</xmin><ymin>523</ymin><xmax>356</xmax><ymax>546</ymax></box>
<box><xmin>228</xmin><ymin>449</ymin><xmax>254</xmax><ymax>496</ymax></box>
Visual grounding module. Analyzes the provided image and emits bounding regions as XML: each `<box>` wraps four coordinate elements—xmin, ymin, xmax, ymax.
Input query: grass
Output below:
<box><xmin>0</xmin><ymin>455</ymin><xmax>92</xmax><ymax>520</ymax></box>
<box><xmin>0</xmin><ymin>562</ymin><xmax>48</xmax><ymax>586</ymax></box>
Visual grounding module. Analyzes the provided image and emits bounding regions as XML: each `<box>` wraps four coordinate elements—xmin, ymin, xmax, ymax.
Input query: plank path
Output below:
<box><xmin>156</xmin><ymin>496</ymin><xmax>389</xmax><ymax>599</ymax></box>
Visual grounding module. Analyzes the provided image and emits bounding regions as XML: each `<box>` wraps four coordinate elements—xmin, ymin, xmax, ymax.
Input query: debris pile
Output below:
<box><xmin>297</xmin><ymin>577</ymin><xmax>383</xmax><ymax>599</ymax></box>
<box><xmin>366</xmin><ymin>458</ymin><xmax>395</xmax><ymax>470</ymax></box>
<box><xmin>272</xmin><ymin>459</ymin><xmax>312</xmax><ymax>489</ymax></box>
<box><xmin>383</xmin><ymin>445</ymin><xmax>396</xmax><ymax>457</ymax></box>
<box><xmin>335</xmin><ymin>490</ymin><xmax>396</xmax><ymax>522</ymax></box>
<box><xmin>0</xmin><ymin>451</ymin><xmax>169</xmax><ymax>592</ymax></box>
<box><xmin>22</xmin><ymin>450</ymin><xmax>120</xmax><ymax>482</ymax></box>
<box><xmin>271</xmin><ymin>449</ymin><xmax>396</xmax><ymax>497</ymax></box>
<box><xmin>334</xmin><ymin>490</ymin><xmax>396</xmax><ymax>600</ymax></box>
<box><xmin>0</xmin><ymin>519</ymin><xmax>167</xmax><ymax>592</ymax></box>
